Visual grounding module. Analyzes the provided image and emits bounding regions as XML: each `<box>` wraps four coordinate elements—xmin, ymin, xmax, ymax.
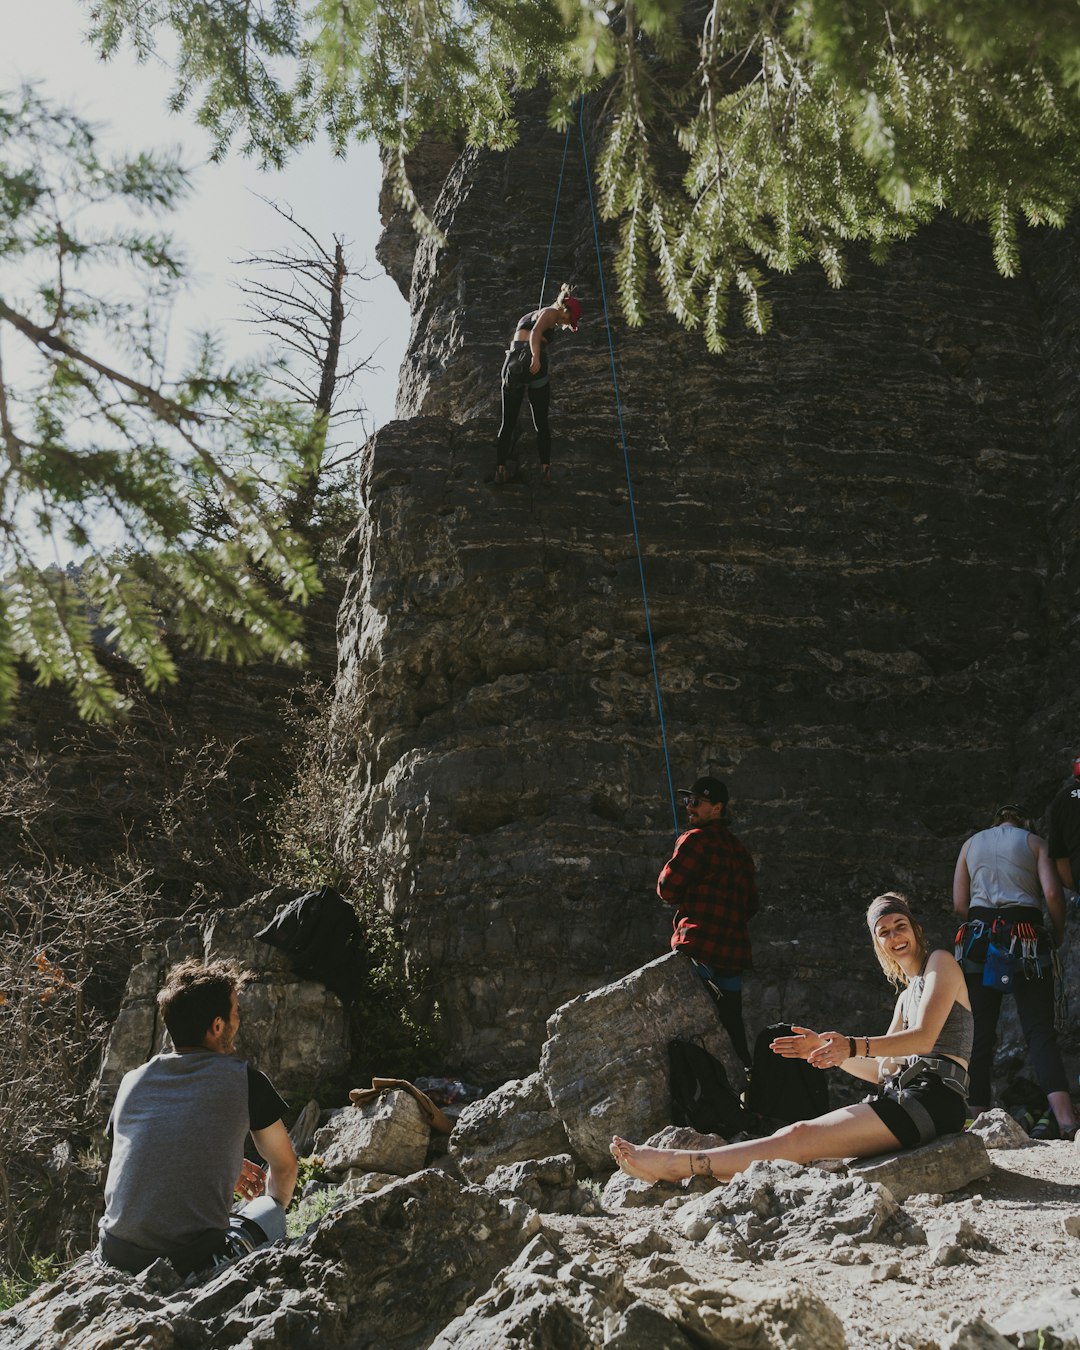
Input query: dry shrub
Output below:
<box><xmin>271</xmin><ymin>680</ymin><xmax>441</xmax><ymax>1079</ymax></box>
<box><xmin>0</xmin><ymin>716</ymin><xmax>265</xmax><ymax>1281</ymax></box>
<box><xmin>271</xmin><ymin>677</ymin><xmax>369</xmax><ymax>890</ymax></box>
<box><xmin>0</xmin><ymin>772</ymin><xmax>154</xmax><ymax>1273</ymax></box>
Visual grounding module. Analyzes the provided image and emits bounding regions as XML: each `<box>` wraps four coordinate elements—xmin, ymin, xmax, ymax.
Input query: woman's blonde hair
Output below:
<box><xmin>555</xmin><ymin>282</ymin><xmax>577</xmax><ymax>306</ymax></box>
<box><xmin>865</xmin><ymin>891</ymin><xmax>929</xmax><ymax>987</ymax></box>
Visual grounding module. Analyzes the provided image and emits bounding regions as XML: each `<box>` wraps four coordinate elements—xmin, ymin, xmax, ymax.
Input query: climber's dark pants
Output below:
<box><xmin>496</xmin><ymin>377</ymin><xmax>551</xmax><ymax>465</ymax></box>
<box><xmin>693</xmin><ymin>962</ymin><xmax>752</xmax><ymax>1068</ymax></box>
<box><xmin>966</xmin><ymin>970</ymin><xmax>1068</xmax><ymax>1110</ymax></box>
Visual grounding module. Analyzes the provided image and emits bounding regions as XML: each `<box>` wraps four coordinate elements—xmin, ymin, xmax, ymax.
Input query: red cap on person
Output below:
<box><xmin>562</xmin><ymin>295</ymin><xmax>582</xmax><ymax>331</ymax></box>
<box><xmin>1073</xmin><ymin>755</ymin><xmax>1080</xmax><ymax>779</ymax></box>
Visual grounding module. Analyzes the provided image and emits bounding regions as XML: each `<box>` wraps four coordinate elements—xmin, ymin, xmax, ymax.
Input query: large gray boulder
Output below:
<box><xmin>851</xmin><ymin>1131</ymin><xmax>991</xmax><ymax>1201</ymax></box>
<box><xmin>448</xmin><ymin>1073</ymin><xmax>572</xmax><ymax>1182</ymax></box>
<box><xmin>0</xmin><ymin>1169</ymin><xmax>537</xmax><ymax>1350</ymax></box>
<box><xmin>539</xmin><ymin>952</ymin><xmax>743</xmax><ymax>1169</ymax></box>
<box><xmin>314</xmin><ymin>1092</ymin><xmax>431</xmax><ymax>1179</ymax></box>
<box><xmin>667</xmin><ymin>1278</ymin><xmax>848</xmax><ymax>1350</ymax></box>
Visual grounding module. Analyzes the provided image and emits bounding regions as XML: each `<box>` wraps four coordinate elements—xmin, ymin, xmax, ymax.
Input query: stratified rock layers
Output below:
<box><xmin>337</xmin><ymin>101</ymin><xmax>1077</xmax><ymax>1078</ymax></box>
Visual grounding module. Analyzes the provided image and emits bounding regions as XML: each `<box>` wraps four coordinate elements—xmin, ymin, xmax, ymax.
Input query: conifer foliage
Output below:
<box><xmin>0</xmin><ymin>88</ymin><xmax>320</xmax><ymax>722</ymax></box>
<box><xmin>85</xmin><ymin>1</ymin><xmax>1080</xmax><ymax>349</ymax></box>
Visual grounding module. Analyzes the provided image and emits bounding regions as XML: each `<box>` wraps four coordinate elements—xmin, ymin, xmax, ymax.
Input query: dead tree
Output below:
<box><xmin>237</xmin><ymin>200</ymin><xmax>376</xmax><ymax>543</ymax></box>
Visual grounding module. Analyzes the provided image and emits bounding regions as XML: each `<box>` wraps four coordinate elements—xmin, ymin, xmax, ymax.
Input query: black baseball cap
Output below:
<box><xmin>677</xmin><ymin>776</ymin><xmax>729</xmax><ymax>805</ymax></box>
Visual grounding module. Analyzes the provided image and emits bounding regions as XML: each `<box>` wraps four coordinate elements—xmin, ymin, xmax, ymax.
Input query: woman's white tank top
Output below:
<box><xmin>967</xmin><ymin>823</ymin><xmax>1041</xmax><ymax>910</ymax></box>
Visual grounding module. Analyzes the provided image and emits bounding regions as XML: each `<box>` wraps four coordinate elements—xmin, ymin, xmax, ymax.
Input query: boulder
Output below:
<box><xmin>940</xmin><ymin>1319</ymin><xmax>1016</xmax><ymax>1349</ymax></box>
<box><xmin>482</xmin><ymin>1153</ymin><xmax>599</xmax><ymax>1216</ymax></box>
<box><xmin>967</xmin><ymin>1108</ymin><xmax>1032</xmax><ymax>1149</ymax></box>
<box><xmin>430</xmin><ymin>1231</ymin><xmax>629</xmax><ymax>1348</ymax></box>
<box><xmin>674</xmin><ymin>1159</ymin><xmax>904</xmax><ymax>1257</ymax></box>
<box><xmin>852</xmin><ymin>1131</ymin><xmax>991</xmax><ymax>1201</ymax></box>
<box><xmin>667</xmin><ymin>1277</ymin><xmax>848</xmax><ymax>1350</ymax></box>
<box><xmin>448</xmin><ymin>1073</ymin><xmax>572</xmax><ymax>1182</ymax></box>
<box><xmin>604</xmin><ymin>1301</ymin><xmax>698</xmax><ymax>1349</ymax></box>
<box><xmin>0</xmin><ymin>1169</ymin><xmax>537</xmax><ymax>1350</ymax></box>
<box><xmin>995</xmin><ymin>1287</ymin><xmax>1080</xmax><ymax>1347</ymax></box>
<box><xmin>539</xmin><ymin>952</ymin><xmax>743</xmax><ymax>1169</ymax></box>
<box><xmin>314</xmin><ymin>1092</ymin><xmax>430</xmax><ymax>1178</ymax></box>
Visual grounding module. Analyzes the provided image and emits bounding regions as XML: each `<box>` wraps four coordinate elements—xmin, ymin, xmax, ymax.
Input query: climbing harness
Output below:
<box><xmin>954</xmin><ymin>918</ymin><xmax>987</xmax><ymax>973</ymax></box>
<box><xmin>955</xmin><ymin>913</ymin><xmax>1056</xmax><ymax>990</ymax></box>
<box><xmin>538</xmin><ymin>105</ymin><xmax>679</xmax><ymax>834</ymax></box>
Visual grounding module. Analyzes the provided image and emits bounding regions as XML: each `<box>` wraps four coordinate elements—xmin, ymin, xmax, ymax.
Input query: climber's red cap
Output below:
<box><xmin>562</xmin><ymin>295</ymin><xmax>582</xmax><ymax>331</ymax></box>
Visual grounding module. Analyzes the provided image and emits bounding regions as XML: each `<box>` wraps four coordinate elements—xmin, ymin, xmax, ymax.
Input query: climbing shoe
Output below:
<box><xmin>1030</xmin><ymin>1111</ymin><xmax>1060</xmax><ymax>1140</ymax></box>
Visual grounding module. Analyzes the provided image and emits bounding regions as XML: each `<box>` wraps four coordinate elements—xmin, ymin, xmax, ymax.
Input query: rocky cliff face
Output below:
<box><xmin>339</xmin><ymin>96</ymin><xmax>1079</xmax><ymax>1079</ymax></box>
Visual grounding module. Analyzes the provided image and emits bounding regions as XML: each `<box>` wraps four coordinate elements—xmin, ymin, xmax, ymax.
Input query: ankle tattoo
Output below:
<box><xmin>691</xmin><ymin>1152</ymin><xmax>714</xmax><ymax>1179</ymax></box>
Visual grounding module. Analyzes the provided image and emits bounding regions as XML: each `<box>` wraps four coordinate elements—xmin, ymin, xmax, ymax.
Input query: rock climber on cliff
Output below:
<box><xmin>494</xmin><ymin>283</ymin><xmax>581</xmax><ymax>485</ymax></box>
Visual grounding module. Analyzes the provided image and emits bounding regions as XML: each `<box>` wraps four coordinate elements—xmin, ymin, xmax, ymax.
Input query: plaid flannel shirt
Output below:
<box><xmin>657</xmin><ymin>820</ymin><xmax>758</xmax><ymax>972</ymax></box>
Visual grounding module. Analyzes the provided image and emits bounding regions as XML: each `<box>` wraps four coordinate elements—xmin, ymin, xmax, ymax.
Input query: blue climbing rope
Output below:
<box><xmin>575</xmin><ymin>101</ymin><xmax>680</xmax><ymax>836</ymax></box>
<box><xmin>539</xmin><ymin>125</ymin><xmax>573</xmax><ymax>309</ymax></box>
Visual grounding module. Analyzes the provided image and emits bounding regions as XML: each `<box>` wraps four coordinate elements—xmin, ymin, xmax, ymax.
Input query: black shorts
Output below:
<box><xmin>865</xmin><ymin>1069</ymin><xmax>968</xmax><ymax>1148</ymax></box>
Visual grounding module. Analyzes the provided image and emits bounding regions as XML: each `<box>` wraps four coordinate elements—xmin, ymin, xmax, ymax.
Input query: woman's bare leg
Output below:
<box><xmin>611</xmin><ymin>1103</ymin><xmax>903</xmax><ymax>1184</ymax></box>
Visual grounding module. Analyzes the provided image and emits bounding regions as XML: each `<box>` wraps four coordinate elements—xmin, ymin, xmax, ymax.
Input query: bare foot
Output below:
<box><xmin>610</xmin><ymin>1136</ymin><xmax>689</xmax><ymax>1184</ymax></box>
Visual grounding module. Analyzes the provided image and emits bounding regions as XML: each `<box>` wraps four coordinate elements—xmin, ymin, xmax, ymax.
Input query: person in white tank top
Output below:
<box><xmin>953</xmin><ymin>804</ymin><xmax>1077</xmax><ymax>1138</ymax></box>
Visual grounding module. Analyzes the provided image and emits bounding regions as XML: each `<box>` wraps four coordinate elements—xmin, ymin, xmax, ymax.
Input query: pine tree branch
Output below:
<box><xmin>0</xmin><ymin>300</ymin><xmax>206</xmax><ymax>428</ymax></box>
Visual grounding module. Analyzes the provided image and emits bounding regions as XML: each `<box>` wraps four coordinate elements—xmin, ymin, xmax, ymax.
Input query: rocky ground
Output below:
<box><xmin>6</xmin><ymin>1117</ymin><xmax>1080</xmax><ymax>1349</ymax></box>
<box><xmin>547</xmin><ymin>1128</ymin><xmax>1080</xmax><ymax>1349</ymax></box>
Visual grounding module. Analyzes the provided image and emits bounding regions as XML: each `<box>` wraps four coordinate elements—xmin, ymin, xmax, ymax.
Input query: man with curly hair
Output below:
<box><xmin>96</xmin><ymin>958</ymin><xmax>298</xmax><ymax>1276</ymax></box>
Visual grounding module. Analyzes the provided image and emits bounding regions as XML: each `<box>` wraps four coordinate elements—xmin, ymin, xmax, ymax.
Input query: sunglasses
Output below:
<box><xmin>681</xmin><ymin>795</ymin><xmax>704</xmax><ymax>807</ymax></box>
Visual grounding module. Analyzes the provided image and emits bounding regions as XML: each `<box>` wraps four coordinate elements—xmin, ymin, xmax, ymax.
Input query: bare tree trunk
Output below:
<box><xmin>288</xmin><ymin>241</ymin><xmax>347</xmax><ymax>540</ymax></box>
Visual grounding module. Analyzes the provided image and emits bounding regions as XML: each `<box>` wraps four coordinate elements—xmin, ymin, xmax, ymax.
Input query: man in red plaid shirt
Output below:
<box><xmin>657</xmin><ymin>775</ymin><xmax>758</xmax><ymax>1066</ymax></box>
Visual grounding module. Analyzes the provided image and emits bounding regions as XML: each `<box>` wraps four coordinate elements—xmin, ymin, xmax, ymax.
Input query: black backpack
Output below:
<box><xmin>254</xmin><ymin>886</ymin><xmax>367</xmax><ymax>1003</ymax></box>
<box><xmin>668</xmin><ymin>1038</ymin><xmax>749</xmax><ymax>1137</ymax></box>
<box><xmin>748</xmin><ymin>1022</ymin><xmax>830</xmax><ymax>1125</ymax></box>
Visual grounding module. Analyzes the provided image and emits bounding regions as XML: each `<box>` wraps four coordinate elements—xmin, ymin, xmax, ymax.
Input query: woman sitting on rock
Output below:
<box><xmin>611</xmin><ymin>892</ymin><xmax>973</xmax><ymax>1184</ymax></box>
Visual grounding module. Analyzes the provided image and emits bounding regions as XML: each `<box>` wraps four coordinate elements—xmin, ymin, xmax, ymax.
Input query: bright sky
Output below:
<box><xmin>2</xmin><ymin>0</ymin><xmax>411</xmax><ymax>435</ymax></box>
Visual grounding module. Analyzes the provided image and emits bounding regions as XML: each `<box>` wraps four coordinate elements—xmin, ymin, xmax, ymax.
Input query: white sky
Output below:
<box><xmin>2</xmin><ymin>0</ymin><xmax>411</xmax><ymax>434</ymax></box>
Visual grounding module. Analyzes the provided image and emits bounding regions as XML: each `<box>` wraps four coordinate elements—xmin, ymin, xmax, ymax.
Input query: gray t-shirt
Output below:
<box><xmin>100</xmin><ymin>1052</ymin><xmax>286</xmax><ymax>1253</ymax></box>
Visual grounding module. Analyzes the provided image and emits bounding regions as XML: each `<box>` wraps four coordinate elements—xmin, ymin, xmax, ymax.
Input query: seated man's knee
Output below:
<box><xmin>236</xmin><ymin>1196</ymin><xmax>288</xmax><ymax>1246</ymax></box>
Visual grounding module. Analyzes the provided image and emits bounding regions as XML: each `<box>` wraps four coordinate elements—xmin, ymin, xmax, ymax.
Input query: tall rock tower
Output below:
<box><xmin>335</xmin><ymin>96</ymin><xmax>1080</xmax><ymax>1080</ymax></box>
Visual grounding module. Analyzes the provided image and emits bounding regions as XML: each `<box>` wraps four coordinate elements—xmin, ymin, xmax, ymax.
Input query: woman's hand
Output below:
<box><xmin>770</xmin><ymin>1025</ymin><xmax>825</xmax><ymax>1059</ymax></box>
<box><xmin>530</xmin><ymin>354</ymin><xmax>541</xmax><ymax>374</ymax></box>
<box><xmin>807</xmin><ymin>1032</ymin><xmax>851</xmax><ymax>1069</ymax></box>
